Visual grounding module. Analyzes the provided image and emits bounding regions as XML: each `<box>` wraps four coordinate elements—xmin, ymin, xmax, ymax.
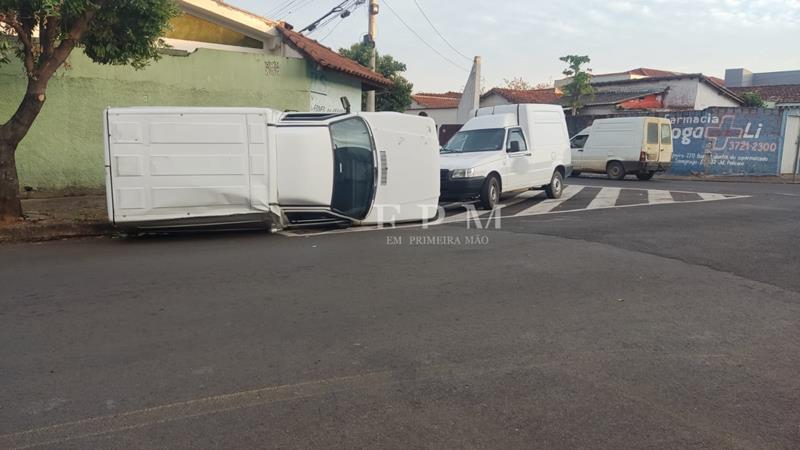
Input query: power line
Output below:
<box><xmin>382</xmin><ymin>0</ymin><xmax>469</xmax><ymax>71</ymax></box>
<box><xmin>319</xmin><ymin>1</ymin><xmax>365</xmax><ymax>41</ymax></box>
<box><xmin>301</xmin><ymin>0</ymin><xmax>362</xmax><ymax>33</ymax></box>
<box><xmin>276</xmin><ymin>0</ymin><xmax>316</xmax><ymax>20</ymax></box>
<box><xmin>412</xmin><ymin>0</ymin><xmax>472</xmax><ymax>62</ymax></box>
<box><xmin>267</xmin><ymin>1</ymin><xmax>298</xmax><ymax>17</ymax></box>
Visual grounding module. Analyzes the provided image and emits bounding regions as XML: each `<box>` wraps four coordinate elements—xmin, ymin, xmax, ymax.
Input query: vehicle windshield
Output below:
<box><xmin>442</xmin><ymin>129</ymin><xmax>505</xmax><ymax>153</ymax></box>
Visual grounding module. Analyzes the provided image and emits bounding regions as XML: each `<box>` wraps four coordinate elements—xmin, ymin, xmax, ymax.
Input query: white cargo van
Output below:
<box><xmin>570</xmin><ymin>117</ymin><xmax>673</xmax><ymax>180</ymax></box>
<box><xmin>104</xmin><ymin>107</ymin><xmax>440</xmax><ymax>230</ymax></box>
<box><xmin>439</xmin><ymin>104</ymin><xmax>572</xmax><ymax>209</ymax></box>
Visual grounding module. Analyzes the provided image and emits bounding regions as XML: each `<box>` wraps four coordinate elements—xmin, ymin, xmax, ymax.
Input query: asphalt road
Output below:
<box><xmin>2</xmin><ymin>178</ymin><xmax>800</xmax><ymax>449</ymax></box>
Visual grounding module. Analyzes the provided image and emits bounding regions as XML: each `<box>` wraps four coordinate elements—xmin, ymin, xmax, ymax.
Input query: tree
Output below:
<box><xmin>559</xmin><ymin>54</ymin><xmax>595</xmax><ymax>116</ymax></box>
<box><xmin>339</xmin><ymin>42</ymin><xmax>412</xmax><ymax>112</ymax></box>
<box><xmin>740</xmin><ymin>91</ymin><xmax>765</xmax><ymax>108</ymax></box>
<box><xmin>0</xmin><ymin>0</ymin><xmax>178</xmax><ymax>221</ymax></box>
<box><xmin>503</xmin><ymin>77</ymin><xmax>553</xmax><ymax>91</ymax></box>
<box><xmin>503</xmin><ymin>77</ymin><xmax>532</xmax><ymax>90</ymax></box>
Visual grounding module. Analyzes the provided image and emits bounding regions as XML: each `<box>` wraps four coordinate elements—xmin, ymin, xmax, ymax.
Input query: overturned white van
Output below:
<box><xmin>104</xmin><ymin>107</ymin><xmax>440</xmax><ymax>230</ymax></box>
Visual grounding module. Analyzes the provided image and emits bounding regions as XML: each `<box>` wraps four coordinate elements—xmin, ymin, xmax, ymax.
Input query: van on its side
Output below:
<box><xmin>570</xmin><ymin>117</ymin><xmax>673</xmax><ymax>180</ymax></box>
<box><xmin>104</xmin><ymin>107</ymin><xmax>440</xmax><ymax>230</ymax></box>
<box><xmin>439</xmin><ymin>104</ymin><xmax>572</xmax><ymax>209</ymax></box>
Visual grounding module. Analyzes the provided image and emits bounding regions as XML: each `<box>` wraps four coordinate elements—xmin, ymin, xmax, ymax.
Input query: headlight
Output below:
<box><xmin>451</xmin><ymin>168</ymin><xmax>475</xmax><ymax>178</ymax></box>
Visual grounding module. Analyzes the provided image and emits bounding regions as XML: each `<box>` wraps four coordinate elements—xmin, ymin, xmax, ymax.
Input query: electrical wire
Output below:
<box><xmin>267</xmin><ymin>1</ymin><xmax>298</xmax><ymax>18</ymax></box>
<box><xmin>413</xmin><ymin>0</ymin><xmax>472</xmax><ymax>62</ymax></box>
<box><xmin>382</xmin><ymin>0</ymin><xmax>469</xmax><ymax>71</ymax></box>
<box><xmin>319</xmin><ymin>1</ymin><xmax>364</xmax><ymax>41</ymax></box>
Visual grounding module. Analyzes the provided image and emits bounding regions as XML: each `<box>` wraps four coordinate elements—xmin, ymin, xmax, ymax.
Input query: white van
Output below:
<box><xmin>570</xmin><ymin>117</ymin><xmax>673</xmax><ymax>180</ymax></box>
<box><xmin>439</xmin><ymin>104</ymin><xmax>572</xmax><ymax>209</ymax></box>
<box><xmin>104</xmin><ymin>107</ymin><xmax>440</xmax><ymax>230</ymax></box>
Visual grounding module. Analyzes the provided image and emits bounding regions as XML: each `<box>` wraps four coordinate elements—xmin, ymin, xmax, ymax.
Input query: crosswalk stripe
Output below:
<box><xmin>277</xmin><ymin>187</ymin><xmax>750</xmax><ymax>237</ymax></box>
<box><xmin>497</xmin><ymin>190</ymin><xmax>541</xmax><ymax>208</ymax></box>
<box><xmin>515</xmin><ymin>185</ymin><xmax>585</xmax><ymax>216</ymax></box>
<box><xmin>698</xmin><ymin>192</ymin><xmax>729</xmax><ymax>201</ymax></box>
<box><xmin>586</xmin><ymin>187</ymin><xmax>622</xmax><ymax>210</ymax></box>
<box><xmin>648</xmin><ymin>189</ymin><xmax>675</xmax><ymax>204</ymax></box>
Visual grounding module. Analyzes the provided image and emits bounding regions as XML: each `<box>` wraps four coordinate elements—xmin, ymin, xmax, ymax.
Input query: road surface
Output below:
<box><xmin>2</xmin><ymin>178</ymin><xmax>799</xmax><ymax>449</ymax></box>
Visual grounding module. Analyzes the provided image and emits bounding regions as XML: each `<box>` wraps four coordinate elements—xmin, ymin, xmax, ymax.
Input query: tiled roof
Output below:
<box><xmin>482</xmin><ymin>88</ymin><xmax>562</xmax><ymax>104</ymax></box>
<box><xmin>626</xmin><ymin>68</ymin><xmax>683</xmax><ymax>77</ymax></box>
<box><xmin>276</xmin><ymin>24</ymin><xmax>392</xmax><ymax>89</ymax></box>
<box><xmin>579</xmin><ymin>90</ymin><xmax>666</xmax><ymax>106</ymax></box>
<box><xmin>728</xmin><ymin>85</ymin><xmax>800</xmax><ymax>104</ymax></box>
<box><xmin>411</xmin><ymin>92</ymin><xmax>462</xmax><ymax>109</ymax></box>
<box><xmin>591</xmin><ymin>74</ymin><xmax>742</xmax><ymax>104</ymax></box>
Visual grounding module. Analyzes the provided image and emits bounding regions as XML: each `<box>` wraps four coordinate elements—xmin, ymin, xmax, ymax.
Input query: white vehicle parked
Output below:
<box><xmin>439</xmin><ymin>104</ymin><xmax>572</xmax><ymax>209</ymax></box>
<box><xmin>104</xmin><ymin>107</ymin><xmax>440</xmax><ymax>230</ymax></box>
<box><xmin>570</xmin><ymin>117</ymin><xmax>673</xmax><ymax>180</ymax></box>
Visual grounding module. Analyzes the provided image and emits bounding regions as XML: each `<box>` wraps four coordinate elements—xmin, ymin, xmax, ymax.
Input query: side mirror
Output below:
<box><xmin>508</xmin><ymin>141</ymin><xmax>521</xmax><ymax>152</ymax></box>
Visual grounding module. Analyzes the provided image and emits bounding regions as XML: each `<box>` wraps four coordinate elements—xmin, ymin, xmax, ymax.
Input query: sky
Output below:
<box><xmin>228</xmin><ymin>0</ymin><xmax>800</xmax><ymax>93</ymax></box>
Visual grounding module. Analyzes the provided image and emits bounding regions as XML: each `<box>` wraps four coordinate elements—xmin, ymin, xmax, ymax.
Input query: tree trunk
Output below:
<box><xmin>0</xmin><ymin>139</ymin><xmax>23</xmax><ymax>222</ymax></box>
<box><xmin>0</xmin><ymin>83</ymin><xmax>49</xmax><ymax>222</ymax></box>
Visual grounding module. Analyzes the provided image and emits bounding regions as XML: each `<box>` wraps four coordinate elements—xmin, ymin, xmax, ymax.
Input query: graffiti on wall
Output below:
<box><xmin>666</xmin><ymin>108</ymin><xmax>782</xmax><ymax>175</ymax></box>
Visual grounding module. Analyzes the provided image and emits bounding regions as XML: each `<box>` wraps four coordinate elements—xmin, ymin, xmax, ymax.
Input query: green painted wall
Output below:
<box><xmin>0</xmin><ymin>48</ymin><xmax>337</xmax><ymax>190</ymax></box>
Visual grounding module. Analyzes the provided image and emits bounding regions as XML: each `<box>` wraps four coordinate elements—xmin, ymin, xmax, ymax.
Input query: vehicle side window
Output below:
<box><xmin>506</xmin><ymin>128</ymin><xmax>527</xmax><ymax>153</ymax></box>
<box><xmin>571</xmin><ymin>134</ymin><xmax>588</xmax><ymax>149</ymax></box>
<box><xmin>660</xmin><ymin>124</ymin><xmax>672</xmax><ymax>145</ymax></box>
<box><xmin>647</xmin><ymin>123</ymin><xmax>659</xmax><ymax>144</ymax></box>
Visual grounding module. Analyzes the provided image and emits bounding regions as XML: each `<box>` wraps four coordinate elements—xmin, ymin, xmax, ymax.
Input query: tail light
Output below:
<box><xmin>639</xmin><ymin>151</ymin><xmax>647</xmax><ymax>162</ymax></box>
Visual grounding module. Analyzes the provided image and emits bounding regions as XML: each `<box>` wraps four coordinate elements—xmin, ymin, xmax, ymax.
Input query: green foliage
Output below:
<box><xmin>559</xmin><ymin>54</ymin><xmax>595</xmax><ymax>115</ymax></box>
<box><xmin>339</xmin><ymin>42</ymin><xmax>413</xmax><ymax>112</ymax></box>
<box><xmin>0</xmin><ymin>0</ymin><xmax>179</xmax><ymax>70</ymax></box>
<box><xmin>740</xmin><ymin>91</ymin><xmax>765</xmax><ymax>108</ymax></box>
<box><xmin>503</xmin><ymin>77</ymin><xmax>532</xmax><ymax>90</ymax></box>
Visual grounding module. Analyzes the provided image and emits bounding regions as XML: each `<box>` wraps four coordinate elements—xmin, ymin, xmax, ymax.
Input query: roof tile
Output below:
<box><xmin>277</xmin><ymin>24</ymin><xmax>392</xmax><ymax>89</ymax></box>
<box><xmin>728</xmin><ymin>85</ymin><xmax>800</xmax><ymax>104</ymax></box>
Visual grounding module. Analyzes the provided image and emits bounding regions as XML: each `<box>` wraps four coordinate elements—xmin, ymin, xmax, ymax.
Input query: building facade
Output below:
<box><xmin>0</xmin><ymin>0</ymin><xmax>390</xmax><ymax>190</ymax></box>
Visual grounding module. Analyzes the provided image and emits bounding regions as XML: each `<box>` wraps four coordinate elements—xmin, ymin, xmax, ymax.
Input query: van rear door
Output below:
<box><xmin>105</xmin><ymin>108</ymin><xmax>274</xmax><ymax>225</ymax></box>
<box><xmin>659</xmin><ymin>121</ymin><xmax>674</xmax><ymax>163</ymax></box>
<box><xmin>644</xmin><ymin>119</ymin><xmax>661</xmax><ymax>161</ymax></box>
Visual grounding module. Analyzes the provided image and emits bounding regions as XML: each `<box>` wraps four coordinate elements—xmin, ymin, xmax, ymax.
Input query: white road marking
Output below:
<box><xmin>514</xmin><ymin>185</ymin><xmax>584</xmax><ymax>216</ymax></box>
<box><xmin>277</xmin><ymin>187</ymin><xmax>750</xmax><ymax>237</ymax></box>
<box><xmin>698</xmin><ymin>192</ymin><xmax>730</xmax><ymax>201</ymax></box>
<box><xmin>497</xmin><ymin>190</ymin><xmax>542</xmax><ymax>208</ymax></box>
<box><xmin>586</xmin><ymin>187</ymin><xmax>622</xmax><ymax>209</ymax></box>
<box><xmin>648</xmin><ymin>189</ymin><xmax>676</xmax><ymax>204</ymax></box>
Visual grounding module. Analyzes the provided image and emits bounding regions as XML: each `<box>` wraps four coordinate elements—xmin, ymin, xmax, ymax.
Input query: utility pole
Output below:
<box><xmin>366</xmin><ymin>0</ymin><xmax>378</xmax><ymax>112</ymax></box>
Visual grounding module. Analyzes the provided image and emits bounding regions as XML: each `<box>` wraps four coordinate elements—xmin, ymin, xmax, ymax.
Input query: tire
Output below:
<box><xmin>478</xmin><ymin>175</ymin><xmax>501</xmax><ymax>210</ymax></box>
<box><xmin>544</xmin><ymin>170</ymin><xmax>564</xmax><ymax>199</ymax></box>
<box><xmin>606</xmin><ymin>161</ymin><xmax>626</xmax><ymax>180</ymax></box>
<box><xmin>636</xmin><ymin>171</ymin><xmax>655</xmax><ymax>181</ymax></box>
<box><xmin>570</xmin><ymin>170</ymin><xmax>582</xmax><ymax>178</ymax></box>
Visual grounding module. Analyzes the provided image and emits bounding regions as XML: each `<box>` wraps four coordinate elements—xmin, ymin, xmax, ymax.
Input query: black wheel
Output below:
<box><xmin>606</xmin><ymin>161</ymin><xmax>626</xmax><ymax>180</ymax></box>
<box><xmin>479</xmin><ymin>175</ymin><xmax>501</xmax><ymax>210</ymax></box>
<box><xmin>544</xmin><ymin>170</ymin><xmax>564</xmax><ymax>199</ymax></box>
<box><xmin>636</xmin><ymin>171</ymin><xmax>655</xmax><ymax>181</ymax></box>
<box><xmin>570</xmin><ymin>170</ymin><xmax>582</xmax><ymax>178</ymax></box>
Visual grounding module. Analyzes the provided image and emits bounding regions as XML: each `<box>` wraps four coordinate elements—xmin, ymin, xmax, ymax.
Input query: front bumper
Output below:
<box><xmin>440</xmin><ymin>170</ymin><xmax>485</xmax><ymax>201</ymax></box>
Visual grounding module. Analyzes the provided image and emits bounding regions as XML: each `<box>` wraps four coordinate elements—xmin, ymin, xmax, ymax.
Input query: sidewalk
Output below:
<box><xmin>0</xmin><ymin>191</ymin><xmax>110</xmax><ymax>243</ymax></box>
<box><xmin>660</xmin><ymin>174</ymin><xmax>800</xmax><ymax>184</ymax></box>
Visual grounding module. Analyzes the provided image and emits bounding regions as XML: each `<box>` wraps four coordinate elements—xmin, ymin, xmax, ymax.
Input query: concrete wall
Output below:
<box><xmin>309</xmin><ymin>68</ymin><xmax>363</xmax><ymax>113</ymax></box>
<box><xmin>0</xmin><ymin>48</ymin><xmax>359</xmax><ymax>190</ymax></box>
<box><xmin>694</xmin><ymin>81</ymin><xmax>740</xmax><ymax>110</ymax></box>
<box><xmin>404</xmin><ymin>108</ymin><xmax>458</xmax><ymax>127</ymax></box>
<box><xmin>726</xmin><ymin>68</ymin><xmax>800</xmax><ymax>87</ymax></box>
<box><xmin>567</xmin><ymin>107</ymin><xmax>785</xmax><ymax>175</ymax></box>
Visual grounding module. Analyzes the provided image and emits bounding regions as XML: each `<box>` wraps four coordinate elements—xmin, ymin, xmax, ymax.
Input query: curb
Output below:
<box><xmin>0</xmin><ymin>221</ymin><xmax>113</xmax><ymax>244</ymax></box>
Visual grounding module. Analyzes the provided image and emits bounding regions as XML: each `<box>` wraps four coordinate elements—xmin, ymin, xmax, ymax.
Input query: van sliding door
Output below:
<box><xmin>330</xmin><ymin>118</ymin><xmax>376</xmax><ymax>220</ymax></box>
